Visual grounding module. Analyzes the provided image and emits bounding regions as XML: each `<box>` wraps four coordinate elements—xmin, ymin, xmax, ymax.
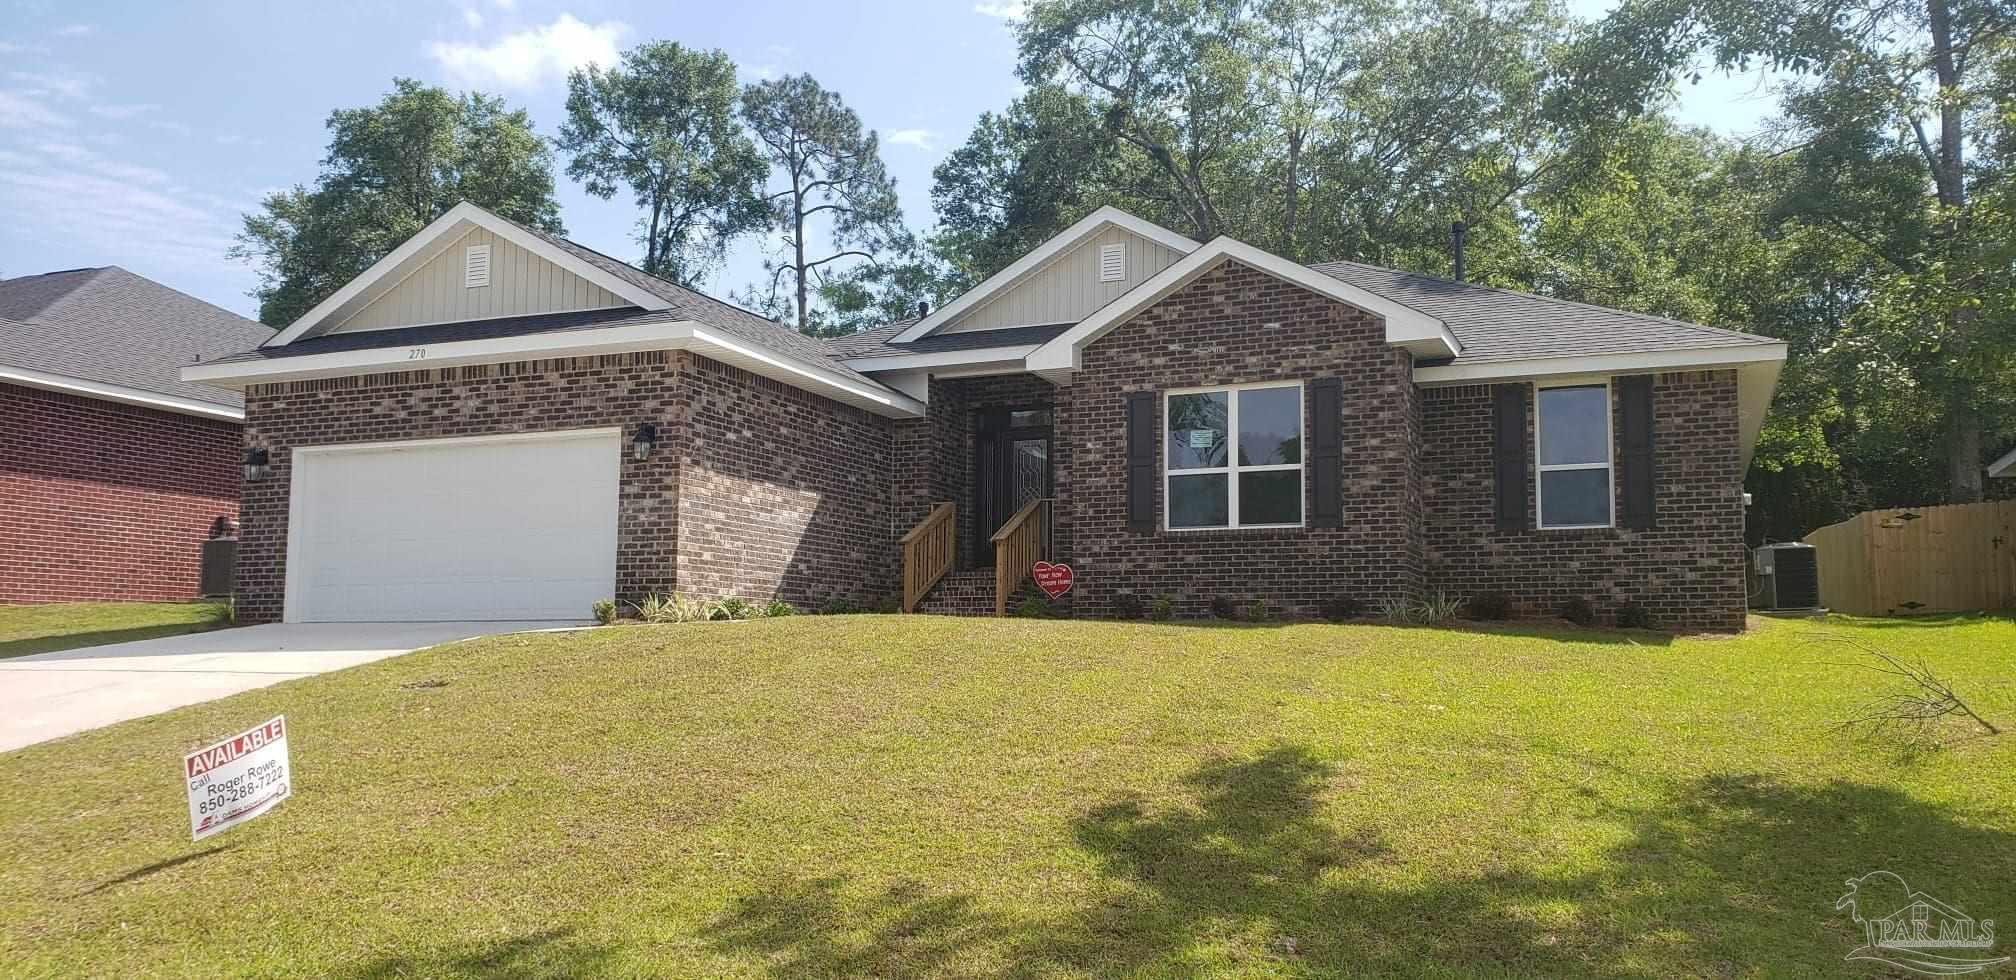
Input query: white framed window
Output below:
<box><xmin>1534</xmin><ymin>381</ymin><xmax>1614</xmax><ymax>529</ymax></box>
<box><xmin>1164</xmin><ymin>381</ymin><xmax>1304</xmax><ymax>530</ymax></box>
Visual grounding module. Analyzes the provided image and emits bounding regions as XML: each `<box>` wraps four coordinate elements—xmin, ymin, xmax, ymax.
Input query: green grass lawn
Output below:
<box><xmin>2</xmin><ymin>613</ymin><xmax>2012</xmax><ymax>977</ymax></box>
<box><xmin>0</xmin><ymin>600</ymin><xmax>231</xmax><ymax>659</ymax></box>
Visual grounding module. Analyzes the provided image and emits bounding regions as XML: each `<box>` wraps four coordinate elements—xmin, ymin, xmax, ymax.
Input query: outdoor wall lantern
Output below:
<box><xmin>242</xmin><ymin>447</ymin><xmax>271</xmax><ymax>482</ymax></box>
<box><xmin>632</xmin><ymin>423</ymin><xmax>658</xmax><ymax>462</ymax></box>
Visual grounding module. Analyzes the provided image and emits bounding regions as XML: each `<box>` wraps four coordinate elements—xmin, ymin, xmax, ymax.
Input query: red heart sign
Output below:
<box><xmin>1032</xmin><ymin>561</ymin><xmax>1074</xmax><ymax>599</ymax></box>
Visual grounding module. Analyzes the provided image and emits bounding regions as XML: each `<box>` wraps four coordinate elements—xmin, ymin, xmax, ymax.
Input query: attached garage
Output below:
<box><xmin>284</xmin><ymin>429</ymin><xmax>619</xmax><ymax>622</ymax></box>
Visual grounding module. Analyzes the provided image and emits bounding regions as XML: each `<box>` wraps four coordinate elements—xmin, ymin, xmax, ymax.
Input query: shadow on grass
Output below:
<box><xmin>702</xmin><ymin>747</ymin><xmax>2014</xmax><ymax>977</ymax></box>
<box><xmin>0</xmin><ymin>621</ymin><xmax>229</xmax><ymax>660</ymax></box>
<box><xmin>1095</xmin><ymin>616</ymin><xmax>1678</xmax><ymax>646</ymax></box>
<box><xmin>343</xmin><ymin>927</ymin><xmax>611</xmax><ymax>979</ymax></box>
<box><xmin>1809</xmin><ymin>610</ymin><xmax>2015</xmax><ymax>629</ymax></box>
<box><xmin>76</xmin><ymin>844</ymin><xmax>236</xmax><ymax>897</ymax></box>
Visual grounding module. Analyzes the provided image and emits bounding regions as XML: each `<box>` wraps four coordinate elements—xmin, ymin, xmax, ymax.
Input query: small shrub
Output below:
<box><xmin>1319</xmin><ymin>595</ymin><xmax>1365</xmax><ymax>622</ymax></box>
<box><xmin>1148</xmin><ymin>595</ymin><xmax>1175</xmax><ymax>621</ymax></box>
<box><xmin>1615</xmin><ymin>601</ymin><xmax>1653</xmax><ymax>630</ymax></box>
<box><xmin>761</xmin><ymin>599</ymin><xmax>796</xmax><ymax>618</ymax></box>
<box><xmin>1467</xmin><ymin>591</ymin><xmax>1513</xmax><ymax>621</ymax></box>
<box><xmin>1209</xmin><ymin>596</ymin><xmax>1239</xmax><ymax>620</ymax></box>
<box><xmin>1559</xmin><ymin>596</ymin><xmax>1596</xmax><ymax>626</ymax></box>
<box><xmin>871</xmin><ymin>595</ymin><xmax>902</xmax><ymax>614</ymax></box>
<box><xmin>1013</xmin><ymin>595</ymin><xmax>1049</xmax><ymax>618</ymax></box>
<box><xmin>670</xmin><ymin>592</ymin><xmax>714</xmax><ymax>623</ymax></box>
<box><xmin>591</xmin><ymin>599</ymin><xmax>617</xmax><ymax>625</ymax></box>
<box><xmin>1245</xmin><ymin>599</ymin><xmax>1271</xmax><ymax>622</ymax></box>
<box><xmin>1112</xmin><ymin>592</ymin><xmax>1146</xmax><ymax>620</ymax></box>
<box><xmin>636</xmin><ymin>592</ymin><xmax>677</xmax><ymax>624</ymax></box>
<box><xmin>818</xmin><ymin>596</ymin><xmax>863</xmax><ymax>615</ymax></box>
<box><xmin>1377</xmin><ymin>595</ymin><xmax>1416</xmax><ymax>624</ymax></box>
<box><xmin>714</xmin><ymin>596</ymin><xmax>754</xmax><ymax>621</ymax></box>
<box><xmin>1417</xmin><ymin>591</ymin><xmax>1465</xmax><ymax>625</ymax></box>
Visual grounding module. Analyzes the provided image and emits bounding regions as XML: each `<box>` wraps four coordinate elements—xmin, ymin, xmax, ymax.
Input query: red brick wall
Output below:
<box><xmin>1420</xmin><ymin>371</ymin><xmax>1748</xmax><ymax>631</ymax></box>
<box><xmin>237</xmin><ymin>351</ymin><xmax>893</xmax><ymax>623</ymax></box>
<box><xmin>1062</xmin><ymin>260</ymin><xmax>1425</xmax><ymax>618</ymax></box>
<box><xmin>0</xmin><ymin>382</ymin><xmax>240</xmax><ymax>603</ymax></box>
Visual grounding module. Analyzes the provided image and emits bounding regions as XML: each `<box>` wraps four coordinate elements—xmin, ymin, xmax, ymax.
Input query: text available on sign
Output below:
<box><xmin>184</xmin><ymin>716</ymin><xmax>291</xmax><ymax>841</ymax></box>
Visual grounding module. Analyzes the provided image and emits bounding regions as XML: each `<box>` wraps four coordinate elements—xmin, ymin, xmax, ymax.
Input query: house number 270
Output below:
<box><xmin>407</xmin><ymin>348</ymin><xmax>427</xmax><ymax>360</ymax></box>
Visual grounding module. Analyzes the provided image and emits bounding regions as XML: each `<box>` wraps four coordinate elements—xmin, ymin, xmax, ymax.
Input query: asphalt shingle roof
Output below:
<box><xmin>1307</xmin><ymin>260</ymin><xmax>1781</xmax><ymax>363</ymax></box>
<box><xmin>0</xmin><ymin>267</ymin><xmax>273</xmax><ymax>409</ymax></box>
<box><xmin>204</xmin><ymin>307</ymin><xmax>680</xmax><ymax>364</ymax></box>
<box><xmin>827</xmin><ymin>321</ymin><xmax>1073</xmax><ymax>359</ymax></box>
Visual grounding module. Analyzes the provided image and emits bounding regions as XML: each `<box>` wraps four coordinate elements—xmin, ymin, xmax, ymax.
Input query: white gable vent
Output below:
<box><xmin>464</xmin><ymin>243</ymin><xmax>492</xmax><ymax>288</ymax></box>
<box><xmin>1099</xmin><ymin>242</ymin><xmax>1126</xmax><ymax>282</ymax></box>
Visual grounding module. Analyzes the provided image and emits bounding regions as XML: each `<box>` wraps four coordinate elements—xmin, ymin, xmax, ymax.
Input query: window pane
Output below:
<box><xmin>1238</xmin><ymin>470</ymin><xmax>1301</xmax><ymax>526</ymax></box>
<box><xmin>1238</xmin><ymin>386</ymin><xmax>1301</xmax><ymax>465</ymax></box>
<box><xmin>1169</xmin><ymin>473</ymin><xmax>1229</xmax><ymax>528</ymax></box>
<box><xmin>1541</xmin><ymin>469</ymin><xmax>1612</xmax><ymax>527</ymax></box>
<box><xmin>1009</xmin><ymin>408</ymin><xmax>1052</xmax><ymax>428</ymax></box>
<box><xmin>1167</xmin><ymin>392</ymin><xmax>1228</xmax><ymax>469</ymax></box>
<box><xmin>1538</xmin><ymin>386</ymin><xmax>1610</xmax><ymax>466</ymax></box>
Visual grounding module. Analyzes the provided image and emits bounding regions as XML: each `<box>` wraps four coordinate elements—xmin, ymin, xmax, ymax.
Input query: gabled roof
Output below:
<box><xmin>202</xmin><ymin>201</ymin><xmax>919</xmax><ymax>414</ymax></box>
<box><xmin>1989</xmin><ymin>445</ymin><xmax>2016</xmax><ymax>479</ymax></box>
<box><xmin>832</xmin><ymin>321</ymin><xmax>1071</xmax><ymax>360</ymax></box>
<box><xmin>888</xmin><ymin>207</ymin><xmax>1201</xmax><ymax>344</ymax></box>
<box><xmin>0</xmin><ymin>266</ymin><xmax>271</xmax><ymax>417</ymax></box>
<box><xmin>1025</xmin><ymin>237</ymin><xmax>1460</xmax><ymax>374</ymax></box>
<box><xmin>1309</xmin><ymin>260</ymin><xmax>1784</xmax><ymax>365</ymax></box>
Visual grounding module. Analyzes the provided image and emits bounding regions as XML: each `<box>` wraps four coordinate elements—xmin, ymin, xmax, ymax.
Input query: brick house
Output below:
<box><xmin>2</xmin><ymin>267</ymin><xmax>273</xmax><ymax>603</ymax></box>
<box><xmin>184</xmin><ymin>203</ymin><xmax>1784</xmax><ymax>631</ymax></box>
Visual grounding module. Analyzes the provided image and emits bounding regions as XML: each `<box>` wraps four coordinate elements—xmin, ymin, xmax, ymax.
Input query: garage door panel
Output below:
<box><xmin>288</xmin><ymin>431</ymin><xmax>618</xmax><ymax>622</ymax></box>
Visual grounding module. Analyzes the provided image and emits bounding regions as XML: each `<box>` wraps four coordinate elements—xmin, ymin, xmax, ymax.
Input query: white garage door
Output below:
<box><xmin>286</xmin><ymin>429</ymin><xmax>619</xmax><ymax>622</ymax></box>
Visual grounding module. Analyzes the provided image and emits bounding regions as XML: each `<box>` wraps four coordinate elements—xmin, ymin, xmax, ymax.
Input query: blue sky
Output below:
<box><xmin>0</xmin><ymin>0</ymin><xmax>1783</xmax><ymax>320</ymax></box>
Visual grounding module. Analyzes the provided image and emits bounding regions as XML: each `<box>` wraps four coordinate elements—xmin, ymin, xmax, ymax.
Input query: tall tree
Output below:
<box><xmin>1565</xmin><ymin>0</ymin><xmax>2016</xmax><ymax>500</ymax></box>
<box><xmin>556</xmin><ymin>42</ymin><xmax>767</xmax><ymax>286</ymax></box>
<box><xmin>230</xmin><ymin>78</ymin><xmax>563</xmax><ymax>327</ymax></box>
<box><xmin>739</xmin><ymin>74</ymin><xmax>907</xmax><ymax>332</ymax></box>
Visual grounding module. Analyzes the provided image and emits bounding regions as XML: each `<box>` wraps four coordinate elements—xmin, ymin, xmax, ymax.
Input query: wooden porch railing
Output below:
<box><xmin>900</xmin><ymin>502</ymin><xmax>956</xmax><ymax>612</ymax></box>
<box><xmin>991</xmin><ymin>497</ymin><xmax>1053</xmax><ymax>616</ymax></box>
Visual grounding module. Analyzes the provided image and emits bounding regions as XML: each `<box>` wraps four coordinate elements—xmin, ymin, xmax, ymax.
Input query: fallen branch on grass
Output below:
<box><xmin>1811</xmin><ymin>632</ymin><xmax>2000</xmax><ymax>738</ymax></box>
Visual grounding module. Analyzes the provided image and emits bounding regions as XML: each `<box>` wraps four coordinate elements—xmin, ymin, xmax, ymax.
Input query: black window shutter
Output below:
<box><xmin>1618</xmin><ymin>374</ymin><xmax>1656</xmax><ymax>529</ymax></box>
<box><xmin>1492</xmin><ymin>384</ymin><xmax>1528</xmax><ymax>532</ymax></box>
<box><xmin>1125</xmin><ymin>391</ymin><xmax>1157</xmax><ymax>533</ymax></box>
<box><xmin>1309</xmin><ymin>378</ymin><xmax>1343</xmax><ymax>527</ymax></box>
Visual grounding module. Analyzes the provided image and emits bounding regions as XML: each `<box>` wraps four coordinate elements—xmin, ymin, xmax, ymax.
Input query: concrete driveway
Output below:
<box><xmin>0</xmin><ymin>622</ymin><xmax>564</xmax><ymax>752</ymax></box>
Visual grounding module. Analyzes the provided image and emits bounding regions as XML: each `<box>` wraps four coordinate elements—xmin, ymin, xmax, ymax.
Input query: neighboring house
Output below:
<box><xmin>1990</xmin><ymin>445</ymin><xmax>2015</xmax><ymax>481</ymax></box>
<box><xmin>2</xmin><ymin>267</ymin><xmax>273</xmax><ymax>603</ymax></box>
<box><xmin>183</xmin><ymin>203</ymin><xmax>1785</xmax><ymax>631</ymax></box>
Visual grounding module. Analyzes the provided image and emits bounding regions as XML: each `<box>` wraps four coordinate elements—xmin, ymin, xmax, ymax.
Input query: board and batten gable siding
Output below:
<box><xmin>939</xmin><ymin>225</ymin><xmax>1187</xmax><ymax>334</ymax></box>
<box><xmin>330</xmin><ymin>227</ymin><xmax>628</xmax><ymax>333</ymax></box>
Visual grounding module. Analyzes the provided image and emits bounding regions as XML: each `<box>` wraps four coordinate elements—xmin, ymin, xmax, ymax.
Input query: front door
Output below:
<box><xmin>973</xmin><ymin>407</ymin><xmax>1053</xmax><ymax>566</ymax></box>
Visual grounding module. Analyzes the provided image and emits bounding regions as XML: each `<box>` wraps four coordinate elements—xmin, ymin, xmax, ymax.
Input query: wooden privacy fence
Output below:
<box><xmin>1804</xmin><ymin>500</ymin><xmax>2016</xmax><ymax>615</ymax></box>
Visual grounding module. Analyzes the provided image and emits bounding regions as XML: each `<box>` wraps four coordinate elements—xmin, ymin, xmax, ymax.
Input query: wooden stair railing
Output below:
<box><xmin>900</xmin><ymin>502</ymin><xmax>956</xmax><ymax>612</ymax></box>
<box><xmin>990</xmin><ymin>497</ymin><xmax>1053</xmax><ymax>616</ymax></box>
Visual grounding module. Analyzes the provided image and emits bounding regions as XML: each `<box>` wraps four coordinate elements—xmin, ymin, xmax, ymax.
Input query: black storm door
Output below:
<box><xmin>973</xmin><ymin>406</ymin><xmax>1053</xmax><ymax>565</ymax></box>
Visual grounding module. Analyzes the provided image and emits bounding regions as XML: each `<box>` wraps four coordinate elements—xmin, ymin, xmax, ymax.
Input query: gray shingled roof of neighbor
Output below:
<box><xmin>1307</xmin><ymin>260</ymin><xmax>1782</xmax><ymax>363</ymax></box>
<box><xmin>0</xmin><ymin>267</ymin><xmax>273</xmax><ymax>409</ymax></box>
<box><xmin>830</xmin><ymin>321</ymin><xmax>1074</xmax><ymax>359</ymax></box>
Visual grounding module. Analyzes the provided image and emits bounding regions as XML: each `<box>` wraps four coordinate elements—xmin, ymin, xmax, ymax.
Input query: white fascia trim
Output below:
<box><xmin>266</xmin><ymin>202</ymin><xmax>671</xmax><ymax>348</ymax></box>
<box><xmin>889</xmin><ymin>206</ymin><xmax>1202</xmax><ymax>344</ymax></box>
<box><xmin>1988</xmin><ymin>444</ymin><xmax>2016</xmax><ymax>479</ymax></box>
<box><xmin>841</xmin><ymin>345</ymin><xmax>1041</xmax><ymax>373</ymax></box>
<box><xmin>1</xmin><ymin>365</ymin><xmax>243</xmax><ymax>421</ymax></box>
<box><xmin>183</xmin><ymin>321</ymin><xmax>925</xmax><ymax>419</ymax></box>
<box><xmin>686</xmin><ymin>328</ymin><xmax>926</xmax><ymax>418</ymax></box>
<box><xmin>1413</xmin><ymin>342</ymin><xmax>1788</xmax><ymax>385</ymax></box>
<box><xmin>1026</xmin><ymin>237</ymin><xmax>1458</xmax><ymax>375</ymax></box>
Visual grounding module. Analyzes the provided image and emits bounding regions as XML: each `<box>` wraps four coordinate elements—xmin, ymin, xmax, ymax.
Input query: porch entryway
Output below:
<box><xmin>900</xmin><ymin>399</ymin><xmax>1060</xmax><ymax>616</ymax></box>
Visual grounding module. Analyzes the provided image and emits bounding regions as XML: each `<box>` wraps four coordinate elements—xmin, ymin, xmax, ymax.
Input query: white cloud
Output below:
<box><xmin>974</xmin><ymin>1</ymin><xmax>1027</xmax><ymax>19</ymax></box>
<box><xmin>0</xmin><ymin>90</ymin><xmax>73</xmax><ymax>129</ymax></box>
<box><xmin>87</xmin><ymin>102</ymin><xmax>159</xmax><ymax>120</ymax></box>
<box><xmin>53</xmin><ymin>24</ymin><xmax>95</xmax><ymax>38</ymax></box>
<box><xmin>0</xmin><ymin>41</ymin><xmax>48</xmax><ymax>55</ymax></box>
<box><xmin>460</xmin><ymin>7</ymin><xmax>484</xmax><ymax>29</ymax></box>
<box><xmin>0</xmin><ymin>140</ymin><xmax>240</xmax><ymax>273</ymax></box>
<box><xmin>8</xmin><ymin>69</ymin><xmax>100</xmax><ymax>100</ymax></box>
<box><xmin>885</xmin><ymin>128</ymin><xmax>935</xmax><ymax>152</ymax></box>
<box><xmin>427</xmin><ymin>14</ymin><xmax>625</xmax><ymax>89</ymax></box>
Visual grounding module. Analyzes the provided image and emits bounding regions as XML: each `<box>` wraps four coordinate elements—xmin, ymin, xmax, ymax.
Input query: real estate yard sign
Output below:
<box><xmin>184</xmin><ymin>716</ymin><xmax>291</xmax><ymax>841</ymax></box>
